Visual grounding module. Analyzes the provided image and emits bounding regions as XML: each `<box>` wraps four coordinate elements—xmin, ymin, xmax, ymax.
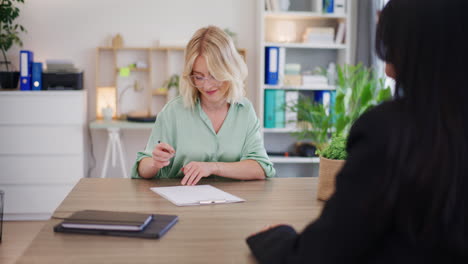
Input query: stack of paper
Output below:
<box><xmin>151</xmin><ymin>185</ymin><xmax>245</xmax><ymax>206</ymax></box>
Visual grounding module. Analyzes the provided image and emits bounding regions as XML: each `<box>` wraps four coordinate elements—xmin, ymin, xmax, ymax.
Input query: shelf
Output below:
<box><xmin>152</xmin><ymin>46</ymin><xmax>185</xmax><ymax>51</ymax></box>
<box><xmin>263</xmin><ymin>127</ymin><xmax>298</xmax><ymax>133</ymax></box>
<box><xmin>264</xmin><ymin>11</ymin><xmax>347</xmax><ymax>20</ymax></box>
<box><xmin>99</xmin><ymin>47</ymin><xmax>151</xmax><ymax>51</ymax></box>
<box><xmin>115</xmin><ymin>68</ymin><xmax>149</xmax><ymax>72</ymax></box>
<box><xmin>264</xmin><ymin>84</ymin><xmax>335</xmax><ymax>90</ymax></box>
<box><xmin>264</xmin><ymin>42</ymin><xmax>346</xmax><ymax>49</ymax></box>
<box><xmin>152</xmin><ymin>89</ymin><xmax>168</xmax><ymax>96</ymax></box>
<box><xmin>89</xmin><ymin>120</ymin><xmax>154</xmax><ymax>129</ymax></box>
<box><xmin>269</xmin><ymin>156</ymin><xmax>320</xmax><ymax>164</ymax></box>
<box><xmin>98</xmin><ymin>46</ymin><xmax>184</xmax><ymax>51</ymax></box>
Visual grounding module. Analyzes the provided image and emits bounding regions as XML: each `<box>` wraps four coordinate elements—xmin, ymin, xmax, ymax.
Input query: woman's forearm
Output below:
<box><xmin>137</xmin><ymin>157</ymin><xmax>160</xmax><ymax>179</ymax></box>
<box><xmin>215</xmin><ymin>160</ymin><xmax>266</xmax><ymax>180</ymax></box>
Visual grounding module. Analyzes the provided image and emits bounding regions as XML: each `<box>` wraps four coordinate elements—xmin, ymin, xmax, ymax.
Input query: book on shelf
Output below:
<box><xmin>265</xmin><ymin>46</ymin><xmax>279</xmax><ymax>85</ymax></box>
<box><xmin>285</xmin><ymin>91</ymin><xmax>299</xmax><ymax>129</ymax></box>
<box><xmin>334</xmin><ymin>0</ymin><xmax>346</xmax><ymax>15</ymax></box>
<box><xmin>20</xmin><ymin>50</ymin><xmax>33</xmax><ymax>91</ymax></box>
<box><xmin>264</xmin><ymin>89</ymin><xmax>288</xmax><ymax>129</ymax></box>
<box><xmin>314</xmin><ymin>90</ymin><xmax>333</xmax><ymax>115</ymax></box>
<box><xmin>275</xmin><ymin>89</ymin><xmax>285</xmax><ymax>128</ymax></box>
<box><xmin>269</xmin><ymin>0</ymin><xmax>280</xmax><ymax>12</ymax></box>
<box><xmin>311</xmin><ymin>0</ymin><xmax>323</xmax><ymax>13</ymax></box>
<box><xmin>323</xmin><ymin>0</ymin><xmax>334</xmax><ymax>13</ymax></box>
<box><xmin>31</xmin><ymin>62</ymin><xmax>42</xmax><ymax>90</ymax></box>
<box><xmin>335</xmin><ymin>22</ymin><xmax>346</xmax><ymax>44</ymax></box>
<box><xmin>302</xmin><ymin>27</ymin><xmax>335</xmax><ymax>44</ymax></box>
<box><xmin>284</xmin><ymin>63</ymin><xmax>301</xmax><ymax>75</ymax></box>
<box><xmin>264</xmin><ymin>89</ymin><xmax>277</xmax><ymax>128</ymax></box>
<box><xmin>265</xmin><ymin>0</ymin><xmax>272</xmax><ymax>11</ymax></box>
<box><xmin>60</xmin><ymin>210</ymin><xmax>153</xmax><ymax>231</ymax></box>
<box><xmin>302</xmin><ymin>74</ymin><xmax>328</xmax><ymax>86</ymax></box>
<box><xmin>284</xmin><ymin>75</ymin><xmax>302</xmax><ymax>86</ymax></box>
<box><xmin>278</xmin><ymin>47</ymin><xmax>286</xmax><ymax>86</ymax></box>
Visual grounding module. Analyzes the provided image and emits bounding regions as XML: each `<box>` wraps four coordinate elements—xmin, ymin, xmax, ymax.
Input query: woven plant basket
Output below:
<box><xmin>317</xmin><ymin>157</ymin><xmax>345</xmax><ymax>201</ymax></box>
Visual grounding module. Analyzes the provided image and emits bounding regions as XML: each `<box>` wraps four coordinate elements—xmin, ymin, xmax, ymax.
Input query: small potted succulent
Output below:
<box><xmin>0</xmin><ymin>0</ymin><xmax>27</xmax><ymax>89</ymax></box>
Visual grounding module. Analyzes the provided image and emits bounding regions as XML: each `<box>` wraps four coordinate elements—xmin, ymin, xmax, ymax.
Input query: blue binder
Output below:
<box><xmin>265</xmin><ymin>47</ymin><xmax>279</xmax><ymax>85</ymax></box>
<box><xmin>315</xmin><ymin>90</ymin><xmax>332</xmax><ymax>115</ymax></box>
<box><xmin>20</xmin><ymin>50</ymin><xmax>33</xmax><ymax>91</ymax></box>
<box><xmin>31</xmin><ymin>62</ymin><xmax>42</xmax><ymax>90</ymax></box>
<box><xmin>323</xmin><ymin>0</ymin><xmax>334</xmax><ymax>13</ymax></box>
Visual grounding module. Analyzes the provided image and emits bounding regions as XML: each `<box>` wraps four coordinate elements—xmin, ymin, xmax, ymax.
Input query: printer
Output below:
<box><xmin>42</xmin><ymin>60</ymin><xmax>83</xmax><ymax>90</ymax></box>
<box><xmin>42</xmin><ymin>72</ymin><xmax>83</xmax><ymax>90</ymax></box>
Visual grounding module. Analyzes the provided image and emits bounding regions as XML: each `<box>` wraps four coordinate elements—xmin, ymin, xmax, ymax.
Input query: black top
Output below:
<box><xmin>247</xmin><ymin>100</ymin><xmax>467</xmax><ymax>264</ymax></box>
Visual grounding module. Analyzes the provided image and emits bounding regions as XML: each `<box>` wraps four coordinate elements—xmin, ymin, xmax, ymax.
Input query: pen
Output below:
<box><xmin>158</xmin><ymin>140</ymin><xmax>175</xmax><ymax>155</ymax></box>
<box><xmin>199</xmin><ymin>199</ymin><xmax>227</xmax><ymax>204</ymax></box>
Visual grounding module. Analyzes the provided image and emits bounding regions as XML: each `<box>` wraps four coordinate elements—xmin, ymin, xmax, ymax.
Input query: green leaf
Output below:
<box><xmin>0</xmin><ymin>0</ymin><xmax>27</xmax><ymax>56</ymax></box>
<box><xmin>320</xmin><ymin>135</ymin><xmax>347</xmax><ymax>160</ymax></box>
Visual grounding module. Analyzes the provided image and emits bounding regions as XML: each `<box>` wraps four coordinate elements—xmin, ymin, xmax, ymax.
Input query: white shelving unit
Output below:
<box><xmin>258</xmin><ymin>0</ymin><xmax>355</xmax><ymax>177</ymax></box>
<box><xmin>264</xmin><ymin>11</ymin><xmax>347</xmax><ymax>19</ymax></box>
<box><xmin>264</xmin><ymin>42</ymin><xmax>347</xmax><ymax>49</ymax></box>
<box><xmin>264</xmin><ymin>84</ymin><xmax>335</xmax><ymax>90</ymax></box>
<box><xmin>270</xmin><ymin>156</ymin><xmax>320</xmax><ymax>164</ymax></box>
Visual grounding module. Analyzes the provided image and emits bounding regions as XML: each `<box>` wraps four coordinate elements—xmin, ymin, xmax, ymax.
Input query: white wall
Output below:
<box><xmin>7</xmin><ymin>0</ymin><xmax>259</xmax><ymax>178</ymax></box>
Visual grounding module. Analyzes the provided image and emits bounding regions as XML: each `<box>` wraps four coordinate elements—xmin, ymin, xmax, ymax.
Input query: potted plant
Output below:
<box><xmin>0</xmin><ymin>0</ymin><xmax>26</xmax><ymax>89</ymax></box>
<box><xmin>165</xmin><ymin>74</ymin><xmax>180</xmax><ymax>102</ymax></box>
<box><xmin>316</xmin><ymin>135</ymin><xmax>347</xmax><ymax>200</ymax></box>
<box><xmin>289</xmin><ymin>64</ymin><xmax>392</xmax><ymax>200</ymax></box>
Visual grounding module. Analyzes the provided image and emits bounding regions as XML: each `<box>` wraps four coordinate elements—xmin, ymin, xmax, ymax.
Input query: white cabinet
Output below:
<box><xmin>0</xmin><ymin>91</ymin><xmax>86</xmax><ymax>220</ymax></box>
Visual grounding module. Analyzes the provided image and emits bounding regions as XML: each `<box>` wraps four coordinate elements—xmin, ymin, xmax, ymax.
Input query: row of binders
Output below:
<box><xmin>19</xmin><ymin>50</ymin><xmax>41</xmax><ymax>90</ymax></box>
<box><xmin>264</xmin><ymin>89</ymin><xmax>333</xmax><ymax>129</ymax></box>
<box><xmin>265</xmin><ymin>47</ymin><xmax>334</xmax><ymax>87</ymax></box>
<box><xmin>54</xmin><ymin>210</ymin><xmax>178</xmax><ymax>239</ymax></box>
<box><xmin>265</xmin><ymin>0</ymin><xmax>346</xmax><ymax>15</ymax></box>
<box><xmin>265</xmin><ymin>89</ymin><xmax>297</xmax><ymax>129</ymax></box>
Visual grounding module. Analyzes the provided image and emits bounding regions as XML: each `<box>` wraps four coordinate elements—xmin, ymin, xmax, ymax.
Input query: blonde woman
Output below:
<box><xmin>131</xmin><ymin>26</ymin><xmax>275</xmax><ymax>185</ymax></box>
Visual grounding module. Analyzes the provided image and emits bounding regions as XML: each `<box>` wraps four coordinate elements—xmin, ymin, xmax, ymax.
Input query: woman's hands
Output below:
<box><xmin>152</xmin><ymin>142</ymin><xmax>176</xmax><ymax>169</ymax></box>
<box><xmin>181</xmin><ymin>162</ymin><xmax>218</xmax><ymax>185</ymax></box>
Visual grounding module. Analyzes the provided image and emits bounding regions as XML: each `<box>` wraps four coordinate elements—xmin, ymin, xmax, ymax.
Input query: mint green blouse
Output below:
<box><xmin>130</xmin><ymin>96</ymin><xmax>276</xmax><ymax>179</ymax></box>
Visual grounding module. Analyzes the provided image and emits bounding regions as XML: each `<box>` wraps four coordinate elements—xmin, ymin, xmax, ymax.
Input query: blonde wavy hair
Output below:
<box><xmin>180</xmin><ymin>26</ymin><xmax>248</xmax><ymax>108</ymax></box>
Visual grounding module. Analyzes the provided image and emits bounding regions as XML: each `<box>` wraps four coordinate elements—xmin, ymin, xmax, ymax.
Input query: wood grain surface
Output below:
<box><xmin>17</xmin><ymin>177</ymin><xmax>324</xmax><ymax>264</ymax></box>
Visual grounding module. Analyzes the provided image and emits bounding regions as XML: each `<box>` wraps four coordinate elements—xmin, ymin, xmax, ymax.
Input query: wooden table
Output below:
<box><xmin>17</xmin><ymin>178</ymin><xmax>324</xmax><ymax>264</ymax></box>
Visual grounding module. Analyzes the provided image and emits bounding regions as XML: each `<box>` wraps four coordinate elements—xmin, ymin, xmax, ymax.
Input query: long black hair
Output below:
<box><xmin>376</xmin><ymin>0</ymin><xmax>467</xmax><ymax>253</ymax></box>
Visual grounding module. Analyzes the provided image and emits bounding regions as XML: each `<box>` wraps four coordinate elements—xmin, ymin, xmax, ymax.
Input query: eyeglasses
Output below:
<box><xmin>189</xmin><ymin>74</ymin><xmax>223</xmax><ymax>88</ymax></box>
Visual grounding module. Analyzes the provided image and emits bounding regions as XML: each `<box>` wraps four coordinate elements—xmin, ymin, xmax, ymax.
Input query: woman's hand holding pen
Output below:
<box><xmin>151</xmin><ymin>141</ymin><xmax>176</xmax><ymax>169</ymax></box>
<box><xmin>181</xmin><ymin>162</ymin><xmax>218</xmax><ymax>186</ymax></box>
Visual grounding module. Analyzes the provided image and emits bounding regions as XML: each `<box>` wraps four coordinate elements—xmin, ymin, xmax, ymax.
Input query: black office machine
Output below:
<box><xmin>42</xmin><ymin>72</ymin><xmax>83</xmax><ymax>90</ymax></box>
<box><xmin>41</xmin><ymin>60</ymin><xmax>83</xmax><ymax>90</ymax></box>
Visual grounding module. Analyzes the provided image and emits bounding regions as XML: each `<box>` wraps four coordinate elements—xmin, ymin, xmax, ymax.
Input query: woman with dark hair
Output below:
<box><xmin>246</xmin><ymin>0</ymin><xmax>468</xmax><ymax>263</ymax></box>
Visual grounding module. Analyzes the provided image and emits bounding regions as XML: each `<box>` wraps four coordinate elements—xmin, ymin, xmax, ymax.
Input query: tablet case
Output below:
<box><xmin>54</xmin><ymin>214</ymin><xmax>178</xmax><ymax>239</ymax></box>
<box><xmin>61</xmin><ymin>210</ymin><xmax>153</xmax><ymax>230</ymax></box>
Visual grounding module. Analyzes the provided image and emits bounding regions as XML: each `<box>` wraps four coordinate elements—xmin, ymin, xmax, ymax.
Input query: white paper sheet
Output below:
<box><xmin>150</xmin><ymin>185</ymin><xmax>245</xmax><ymax>206</ymax></box>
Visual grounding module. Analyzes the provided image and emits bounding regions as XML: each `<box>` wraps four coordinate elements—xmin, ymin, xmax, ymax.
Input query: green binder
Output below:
<box><xmin>264</xmin><ymin>90</ymin><xmax>276</xmax><ymax>128</ymax></box>
<box><xmin>275</xmin><ymin>90</ymin><xmax>285</xmax><ymax>128</ymax></box>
